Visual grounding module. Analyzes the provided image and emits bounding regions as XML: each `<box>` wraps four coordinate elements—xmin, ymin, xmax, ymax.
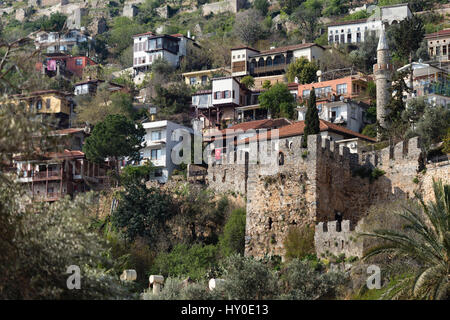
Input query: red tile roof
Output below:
<box><xmin>258</xmin><ymin>43</ymin><xmax>323</xmax><ymax>55</ymax></box>
<box><xmin>45</xmin><ymin>149</ymin><xmax>85</xmax><ymax>159</ymax></box>
<box><xmin>328</xmin><ymin>18</ymin><xmax>368</xmax><ymax>27</ymax></box>
<box><xmin>204</xmin><ymin>119</ymin><xmax>292</xmax><ymax>143</ymax></box>
<box><xmin>50</xmin><ymin>128</ymin><xmax>85</xmax><ymax>135</ymax></box>
<box><xmin>425</xmin><ymin>28</ymin><xmax>450</xmax><ymax>39</ymax></box>
<box><xmin>231</xmin><ymin>46</ymin><xmax>260</xmax><ymax>52</ymax></box>
<box><xmin>133</xmin><ymin>31</ymin><xmax>154</xmax><ymax>37</ymax></box>
<box><xmin>238</xmin><ymin>119</ymin><xmax>376</xmax><ymax>144</ymax></box>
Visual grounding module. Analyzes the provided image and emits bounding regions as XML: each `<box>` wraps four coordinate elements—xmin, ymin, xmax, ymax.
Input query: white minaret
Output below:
<box><xmin>373</xmin><ymin>26</ymin><xmax>393</xmax><ymax>141</ymax></box>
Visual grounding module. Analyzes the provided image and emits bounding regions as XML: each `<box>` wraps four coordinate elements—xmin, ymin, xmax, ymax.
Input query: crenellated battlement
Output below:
<box><xmin>314</xmin><ymin>220</ymin><xmax>365</xmax><ymax>258</ymax></box>
<box><xmin>205</xmin><ymin>133</ymin><xmax>438</xmax><ymax>259</ymax></box>
<box><xmin>207</xmin><ymin>135</ymin><xmax>424</xmax><ymax>197</ymax></box>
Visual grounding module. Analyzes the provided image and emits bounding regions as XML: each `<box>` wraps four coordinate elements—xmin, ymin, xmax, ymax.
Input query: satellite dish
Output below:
<box><xmin>316</xmin><ymin>70</ymin><xmax>322</xmax><ymax>77</ymax></box>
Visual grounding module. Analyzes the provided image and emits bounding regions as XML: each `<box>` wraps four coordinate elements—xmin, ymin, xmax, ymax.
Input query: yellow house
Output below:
<box><xmin>182</xmin><ymin>68</ymin><xmax>231</xmax><ymax>86</ymax></box>
<box><xmin>9</xmin><ymin>90</ymin><xmax>73</xmax><ymax>128</ymax></box>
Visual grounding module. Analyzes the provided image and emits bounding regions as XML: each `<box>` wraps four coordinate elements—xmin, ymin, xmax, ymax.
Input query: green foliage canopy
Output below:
<box><xmin>219</xmin><ymin>208</ymin><xmax>246</xmax><ymax>256</ymax></box>
<box><xmin>286</xmin><ymin>57</ymin><xmax>318</xmax><ymax>84</ymax></box>
<box><xmin>83</xmin><ymin>114</ymin><xmax>146</xmax><ymax>163</ymax></box>
<box><xmin>258</xmin><ymin>83</ymin><xmax>296</xmax><ymax>119</ymax></box>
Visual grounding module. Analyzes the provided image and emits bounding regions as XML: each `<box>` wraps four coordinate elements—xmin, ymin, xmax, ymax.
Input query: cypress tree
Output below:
<box><xmin>302</xmin><ymin>87</ymin><xmax>320</xmax><ymax>147</ymax></box>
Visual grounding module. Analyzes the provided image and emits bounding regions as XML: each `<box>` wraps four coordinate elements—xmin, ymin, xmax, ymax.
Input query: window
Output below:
<box><xmin>443</xmin><ymin>45</ymin><xmax>447</xmax><ymax>56</ymax></box>
<box><xmin>430</xmin><ymin>47</ymin><xmax>434</xmax><ymax>56</ymax></box>
<box><xmin>151</xmin><ymin>131</ymin><xmax>161</xmax><ymax>141</ymax></box>
<box><xmin>46</xmin><ymin>98</ymin><xmax>51</xmax><ymax>109</ymax></box>
<box><xmin>331</xmin><ymin>110</ymin><xmax>336</xmax><ymax>119</ymax></box>
<box><xmin>351</xmin><ymin>106</ymin><xmax>356</xmax><ymax>119</ymax></box>
<box><xmin>75</xmin><ymin>58</ymin><xmax>83</xmax><ymax>66</ymax></box>
<box><xmin>278</xmin><ymin>152</ymin><xmax>285</xmax><ymax>166</ymax></box>
<box><xmin>337</xmin><ymin>83</ymin><xmax>347</xmax><ymax>94</ymax></box>
<box><xmin>302</xmin><ymin>89</ymin><xmax>310</xmax><ymax>97</ymax></box>
<box><xmin>224</xmin><ymin>90</ymin><xmax>230</xmax><ymax>98</ymax></box>
<box><xmin>329</xmin><ymin>36</ymin><xmax>333</xmax><ymax>43</ymax></box>
<box><xmin>201</xmin><ymin>75</ymin><xmax>207</xmax><ymax>85</ymax></box>
<box><xmin>36</xmin><ymin>100</ymin><xmax>42</xmax><ymax>110</ymax></box>
<box><xmin>436</xmin><ymin>46</ymin><xmax>441</xmax><ymax>56</ymax></box>
<box><xmin>151</xmin><ymin>149</ymin><xmax>162</xmax><ymax>160</ymax></box>
<box><xmin>154</xmin><ymin>168</ymin><xmax>163</xmax><ymax>177</ymax></box>
<box><xmin>190</xmin><ymin>77</ymin><xmax>196</xmax><ymax>85</ymax></box>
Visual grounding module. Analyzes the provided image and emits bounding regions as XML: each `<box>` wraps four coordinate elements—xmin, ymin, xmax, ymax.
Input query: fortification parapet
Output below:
<box><xmin>314</xmin><ymin>219</ymin><xmax>364</xmax><ymax>259</ymax></box>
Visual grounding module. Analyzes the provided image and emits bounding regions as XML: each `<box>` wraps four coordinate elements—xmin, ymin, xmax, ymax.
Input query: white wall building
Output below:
<box><xmin>231</xmin><ymin>43</ymin><xmax>325</xmax><ymax>77</ymax></box>
<box><xmin>297</xmin><ymin>99</ymin><xmax>371</xmax><ymax>133</ymax></box>
<box><xmin>140</xmin><ymin>120</ymin><xmax>193</xmax><ymax>183</ymax></box>
<box><xmin>132</xmin><ymin>32</ymin><xmax>195</xmax><ymax>75</ymax></box>
<box><xmin>35</xmin><ymin>29</ymin><xmax>89</xmax><ymax>53</ymax></box>
<box><xmin>328</xmin><ymin>3</ymin><xmax>412</xmax><ymax>45</ymax></box>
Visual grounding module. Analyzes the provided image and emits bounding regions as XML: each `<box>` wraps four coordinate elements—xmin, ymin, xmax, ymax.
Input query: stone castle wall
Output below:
<box><xmin>314</xmin><ymin>220</ymin><xmax>365</xmax><ymax>259</ymax></box>
<box><xmin>207</xmin><ymin>133</ymin><xmax>449</xmax><ymax>259</ymax></box>
<box><xmin>201</xmin><ymin>0</ymin><xmax>245</xmax><ymax>16</ymax></box>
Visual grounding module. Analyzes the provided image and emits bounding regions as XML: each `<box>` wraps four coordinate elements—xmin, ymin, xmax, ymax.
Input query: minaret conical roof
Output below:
<box><xmin>377</xmin><ymin>25</ymin><xmax>389</xmax><ymax>51</ymax></box>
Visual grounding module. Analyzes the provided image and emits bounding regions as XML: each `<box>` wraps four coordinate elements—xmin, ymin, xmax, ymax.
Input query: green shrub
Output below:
<box><xmin>278</xmin><ymin>259</ymin><xmax>347</xmax><ymax>300</ymax></box>
<box><xmin>283</xmin><ymin>225</ymin><xmax>315</xmax><ymax>261</ymax></box>
<box><xmin>220</xmin><ymin>254</ymin><xmax>277</xmax><ymax>299</ymax></box>
<box><xmin>371</xmin><ymin>168</ymin><xmax>385</xmax><ymax>180</ymax></box>
<box><xmin>151</xmin><ymin>244</ymin><xmax>218</xmax><ymax>280</ymax></box>
<box><xmin>219</xmin><ymin>208</ymin><xmax>246</xmax><ymax>256</ymax></box>
<box><xmin>142</xmin><ymin>277</ymin><xmax>223</xmax><ymax>300</ymax></box>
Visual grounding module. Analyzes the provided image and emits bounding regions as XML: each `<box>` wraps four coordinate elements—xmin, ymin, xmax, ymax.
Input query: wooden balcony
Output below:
<box><xmin>33</xmin><ymin>170</ymin><xmax>62</xmax><ymax>181</ymax></box>
<box><xmin>252</xmin><ymin>63</ymin><xmax>287</xmax><ymax>75</ymax></box>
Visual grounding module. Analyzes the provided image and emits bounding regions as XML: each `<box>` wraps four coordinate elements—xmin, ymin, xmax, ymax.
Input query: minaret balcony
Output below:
<box><xmin>373</xmin><ymin>63</ymin><xmax>393</xmax><ymax>73</ymax></box>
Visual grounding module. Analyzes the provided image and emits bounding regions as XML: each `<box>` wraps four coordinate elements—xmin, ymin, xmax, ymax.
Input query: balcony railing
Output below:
<box><xmin>252</xmin><ymin>63</ymin><xmax>287</xmax><ymax>75</ymax></box>
<box><xmin>33</xmin><ymin>171</ymin><xmax>61</xmax><ymax>180</ymax></box>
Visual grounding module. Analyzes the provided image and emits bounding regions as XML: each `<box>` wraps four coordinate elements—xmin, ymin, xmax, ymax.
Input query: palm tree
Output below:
<box><xmin>361</xmin><ymin>179</ymin><xmax>449</xmax><ymax>300</ymax></box>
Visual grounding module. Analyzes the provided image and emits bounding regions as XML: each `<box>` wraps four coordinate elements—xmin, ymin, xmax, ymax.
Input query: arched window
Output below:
<box><xmin>273</xmin><ymin>55</ymin><xmax>283</xmax><ymax>65</ymax></box>
<box><xmin>278</xmin><ymin>152</ymin><xmax>285</xmax><ymax>165</ymax></box>
<box><xmin>36</xmin><ymin>99</ymin><xmax>42</xmax><ymax>110</ymax></box>
<box><xmin>250</xmin><ymin>59</ymin><xmax>257</xmax><ymax>72</ymax></box>
<box><xmin>266</xmin><ymin>57</ymin><xmax>273</xmax><ymax>67</ymax></box>
<box><xmin>258</xmin><ymin>59</ymin><xmax>264</xmax><ymax>67</ymax></box>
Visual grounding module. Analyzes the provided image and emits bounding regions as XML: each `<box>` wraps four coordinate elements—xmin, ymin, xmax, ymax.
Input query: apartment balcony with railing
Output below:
<box><xmin>32</xmin><ymin>169</ymin><xmax>62</xmax><ymax>181</ymax></box>
<box><xmin>252</xmin><ymin>63</ymin><xmax>287</xmax><ymax>76</ymax></box>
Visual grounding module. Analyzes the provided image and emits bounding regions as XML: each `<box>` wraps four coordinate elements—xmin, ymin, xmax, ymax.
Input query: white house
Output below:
<box><xmin>297</xmin><ymin>99</ymin><xmax>371</xmax><ymax>133</ymax></box>
<box><xmin>132</xmin><ymin>32</ymin><xmax>197</xmax><ymax>75</ymax></box>
<box><xmin>328</xmin><ymin>3</ymin><xmax>412</xmax><ymax>45</ymax></box>
<box><xmin>35</xmin><ymin>29</ymin><xmax>89</xmax><ymax>54</ymax></box>
<box><xmin>140</xmin><ymin>120</ymin><xmax>193</xmax><ymax>183</ymax></box>
<box><xmin>231</xmin><ymin>43</ymin><xmax>325</xmax><ymax>77</ymax></box>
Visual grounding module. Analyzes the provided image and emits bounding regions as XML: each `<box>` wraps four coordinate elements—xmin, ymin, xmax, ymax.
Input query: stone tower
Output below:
<box><xmin>373</xmin><ymin>26</ymin><xmax>393</xmax><ymax>140</ymax></box>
